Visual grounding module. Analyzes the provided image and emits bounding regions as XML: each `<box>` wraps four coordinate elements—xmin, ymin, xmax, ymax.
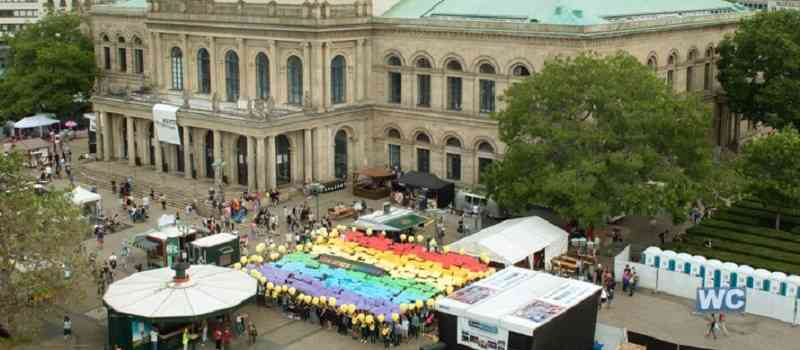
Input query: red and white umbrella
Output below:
<box><xmin>64</xmin><ymin>120</ymin><xmax>77</xmax><ymax>128</ymax></box>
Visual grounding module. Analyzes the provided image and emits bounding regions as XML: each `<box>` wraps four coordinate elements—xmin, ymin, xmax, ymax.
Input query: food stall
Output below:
<box><xmin>353</xmin><ymin>167</ymin><xmax>393</xmax><ymax>199</ymax></box>
<box><xmin>352</xmin><ymin>206</ymin><xmax>431</xmax><ymax>241</ymax></box>
<box><xmin>3</xmin><ymin>138</ymin><xmax>51</xmax><ymax>168</ymax></box>
<box><xmin>393</xmin><ymin>171</ymin><xmax>455</xmax><ymax>209</ymax></box>
<box><xmin>188</xmin><ymin>233</ymin><xmax>240</xmax><ymax>266</ymax></box>
<box><xmin>70</xmin><ymin>186</ymin><xmax>102</xmax><ymax>219</ymax></box>
<box><xmin>133</xmin><ymin>224</ymin><xmax>198</xmax><ymax>268</ymax></box>
<box><xmin>103</xmin><ymin>263</ymin><xmax>256</xmax><ymax>350</ymax></box>
<box><xmin>436</xmin><ymin>267</ymin><xmax>601</xmax><ymax>350</ymax></box>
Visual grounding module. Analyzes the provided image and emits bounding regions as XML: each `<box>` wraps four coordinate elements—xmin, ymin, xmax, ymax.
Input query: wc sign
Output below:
<box><xmin>696</xmin><ymin>288</ymin><xmax>747</xmax><ymax>312</ymax></box>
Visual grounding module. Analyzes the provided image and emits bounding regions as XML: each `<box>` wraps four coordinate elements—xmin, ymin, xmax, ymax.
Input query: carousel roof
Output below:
<box><xmin>103</xmin><ymin>265</ymin><xmax>256</xmax><ymax>320</ymax></box>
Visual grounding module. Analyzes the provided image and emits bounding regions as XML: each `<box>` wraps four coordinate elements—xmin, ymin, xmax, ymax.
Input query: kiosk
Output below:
<box><xmin>189</xmin><ymin>233</ymin><xmax>240</xmax><ymax>266</ymax></box>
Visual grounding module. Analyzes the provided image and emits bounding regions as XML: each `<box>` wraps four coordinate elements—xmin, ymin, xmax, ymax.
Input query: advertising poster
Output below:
<box><xmin>513</xmin><ymin>300</ymin><xmax>565</xmax><ymax>324</ymax></box>
<box><xmin>152</xmin><ymin>104</ymin><xmax>181</xmax><ymax>145</ymax></box>
<box><xmin>449</xmin><ymin>285</ymin><xmax>498</xmax><ymax>305</ymax></box>
<box><xmin>131</xmin><ymin>320</ymin><xmax>151</xmax><ymax>347</ymax></box>
<box><xmin>457</xmin><ymin>317</ymin><xmax>509</xmax><ymax>350</ymax></box>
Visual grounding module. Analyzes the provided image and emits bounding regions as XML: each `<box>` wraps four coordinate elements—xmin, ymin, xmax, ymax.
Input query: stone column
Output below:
<box><xmin>194</xmin><ymin>129</ymin><xmax>207</xmax><ymax>178</ymax></box>
<box><xmin>183</xmin><ymin>126</ymin><xmax>192</xmax><ymax>179</ymax></box>
<box><xmin>304</xmin><ymin>129</ymin><xmax>313</xmax><ymax>183</ymax></box>
<box><xmin>247</xmin><ymin>136</ymin><xmax>256</xmax><ymax>191</ymax></box>
<box><xmin>317</xmin><ymin>41</ymin><xmax>327</xmax><ymax>111</ymax></box>
<box><xmin>137</xmin><ymin>119</ymin><xmax>150</xmax><ymax>166</ymax></box>
<box><xmin>182</xmin><ymin>34</ymin><xmax>193</xmax><ymax>94</ymax></box>
<box><xmin>257</xmin><ymin>137</ymin><xmax>267</xmax><ymax>192</ymax></box>
<box><xmin>209</xmin><ymin>36</ymin><xmax>218</xmax><ymax>97</ymax></box>
<box><xmin>115</xmin><ymin>116</ymin><xmax>125</xmax><ymax>159</ymax></box>
<box><xmin>303</xmin><ymin>42</ymin><xmax>311</xmax><ymax>108</ymax></box>
<box><xmin>167</xmin><ymin>144</ymin><xmax>178</xmax><ymax>173</ymax></box>
<box><xmin>95</xmin><ymin>113</ymin><xmax>104</xmax><ymax>161</ymax></box>
<box><xmin>154</xmin><ymin>126</ymin><xmax>163</xmax><ymax>173</ymax></box>
<box><xmin>126</xmin><ymin>117</ymin><xmax>135</xmax><ymax>166</ymax></box>
<box><xmin>313</xmin><ymin>128</ymin><xmax>324</xmax><ymax>181</ymax></box>
<box><xmin>356</xmin><ymin>39</ymin><xmax>364</xmax><ymax>101</ymax></box>
<box><xmin>237</xmin><ymin>38</ymin><xmax>248</xmax><ymax>106</ymax></box>
<box><xmin>226</xmin><ymin>134</ymin><xmax>237</xmax><ymax>185</ymax></box>
<box><xmin>154</xmin><ymin>32</ymin><xmax>163</xmax><ymax>89</ymax></box>
<box><xmin>100</xmin><ymin>111</ymin><xmax>111</xmax><ymax>161</ymax></box>
<box><xmin>213</xmin><ymin>129</ymin><xmax>222</xmax><ymax>181</ymax></box>
<box><xmin>268</xmin><ymin>40</ymin><xmax>278</xmax><ymax>103</ymax></box>
<box><xmin>363</xmin><ymin>39</ymin><xmax>371</xmax><ymax>102</ymax></box>
<box><xmin>266</xmin><ymin>135</ymin><xmax>277</xmax><ymax>190</ymax></box>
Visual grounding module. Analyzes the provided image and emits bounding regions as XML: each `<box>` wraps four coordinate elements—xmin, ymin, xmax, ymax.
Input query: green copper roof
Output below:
<box><xmin>382</xmin><ymin>0</ymin><xmax>748</xmax><ymax>25</ymax></box>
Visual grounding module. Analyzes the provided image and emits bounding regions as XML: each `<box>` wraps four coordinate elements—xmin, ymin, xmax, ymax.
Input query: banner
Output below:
<box><xmin>83</xmin><ymin>113</ymin><xmax>96</xmax><ymax>132</ymax></box>
<box><xmin>153</xmin><ymin>104</ymin><xmax>181</xmax><ymax>145</ymax></box>
<box><xmin>457</xmin><ymin>317</ymin><xmax>509</xmax><ymax>350</ymax></box>
<box><xmin>696</xmin><ymin>288</ymin><xmax>746</xmax><ymax>313</ymax></box>
<box><xmin>317</xmin><ymin>254</ymin><xmax>387</xmax><ymax>276</ymax></box>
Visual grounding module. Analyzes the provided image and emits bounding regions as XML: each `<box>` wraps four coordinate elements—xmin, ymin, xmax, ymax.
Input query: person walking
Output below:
<box><xmin>629</xmin><ymin>270</ymin><xmax>638</xmax><ymax>296</ymax></box>
<box><xmin>705</xmin><ymin>313</ymin><xmax>718</xmax><ymax>340</ymax></box>
<box><xmin>182</xmin><ymin>327</ymin><xmax>190</xmax><ymax>350</ymax></box>
<box><xmin>201</xmin><ymin>320</ymin><xmax>208</xmax><ymax>345</ymax></box>
<box><xmin>160</xmin><ymin>193</ymin><xmax>167</xmax><ymax>210</ymax></box>
<box><xmin>150</xmin><ymin>327</ymin><xmax>159</xmax><ymax>350</ymax></box>
<box><xmin>63</xmin><ymin>316</ymin><xmax>72</xmax><ymax>344</ymax></box>
<box><xmin>213</xmin><ymin>328</ymin><xmax>222</xmax><ymax>350</ymax></box>
<box><xmin>248</xmin><ymin>323</ymin><xmax>258</xmax><ymax>345</ymax></box>
<box><xmin>718</xmin><ymin>312</ymin><xmax>729</xmax><ymax>336</ymax></box>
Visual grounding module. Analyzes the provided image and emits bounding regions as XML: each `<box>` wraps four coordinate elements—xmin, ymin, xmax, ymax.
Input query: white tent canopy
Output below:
<box><xmin>13</xmin><ymin>113</ymin><xmax>59</xmax><ymax>129</ymax></box>
<box><xmin>71</xmin><ymin>186</ymin><xmax>101</xmax><ymax>206</ymax></box>
<box><xmin>448</xmin><ymin>216</ymin><xmax>568</xmax><ymax>268</ymax></box>
<box><xmin>103</xmin><ymin>265</ymin><xmax>256</xmax><ymax>319</ymax></box>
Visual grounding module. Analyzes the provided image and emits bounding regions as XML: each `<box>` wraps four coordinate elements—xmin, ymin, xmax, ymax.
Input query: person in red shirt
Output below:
<box><xmin>213</xmin><ymin>328</ymin><xmax>223</xmax><ymax>350</ymax></box>
<box><xmin>222</xmin><ymin>327</ymin><xmax>233</xmax><ymax>349</ymax></box>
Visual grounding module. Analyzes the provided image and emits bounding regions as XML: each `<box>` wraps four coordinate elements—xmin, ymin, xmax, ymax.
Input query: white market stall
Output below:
<box><xmin>70</xmin><ymin>186</ymin><xmax>102</xmax><ymax>217</ymax></box>
<box><xmin>436</xmin><ymin>267</ymin><xmax>601</xmax><ymax>350</ymax></box>
<box><xmin>13</xmin><ymin>113</ymin><xmax>59</xmax><ymax>137</ymax></box>
<box><xmin>447</xmin><ymin>216</ymin><xmax>568</xmax><ymax>270</ymax></box>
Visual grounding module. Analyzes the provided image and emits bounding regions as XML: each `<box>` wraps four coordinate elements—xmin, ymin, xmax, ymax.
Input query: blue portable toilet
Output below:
<box><xmin>770</xmin><ymin>272</ymin><xmax>788</xmax><ymax>295</ymax></box>
<box><xmin>737</xmin><ymin>265</ymin><xmax>755</xmax><ymax>289</ymax></box>
<box><xmin>787</xmin><ymin>275</ymin><xmax>800</xmax><ymax>299</ymax></box>
<box><xmin>706</xmin><ymin>259</ymin><xmax>723</xmax><ymax>288</ymax></box>
<box><xmin>692</xmin><ymin>255</ymin><xmax>707</xmax><ymax>278</ymax></box>
<box><xmin>721</xmin><ymin>262</ymin><xmax>738</xmax><ymax>288</ymax></box>
<box><xmin>755</xmin><ymin>269</ymin><xmax>771</xmax><ymax>292</ymax></box>
<box><xmin>663</xmin><ymin>250</ymin><xmax>677</xmax><ymax>271</ymax></box>
<box><xmin>642</xmin><ymin>246</ymin><xmax>662</xmax><ymax>268</ymax></box>
<box><xmin>677</xmin><ymin>253</ymin><xmax>692</xmax><ymax>274</ymax></box>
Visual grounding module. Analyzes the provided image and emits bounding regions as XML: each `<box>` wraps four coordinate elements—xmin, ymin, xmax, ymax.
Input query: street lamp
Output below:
<box><xmin>310</xmin><ymin>183</ymin><xmax>324</xmax><ymax>220</ymax></box>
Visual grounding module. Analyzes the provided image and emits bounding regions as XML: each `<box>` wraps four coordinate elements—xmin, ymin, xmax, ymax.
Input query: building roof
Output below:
<box><xmin>97</xmin><ymin>0</ymin><xmax>147</xmax><ymax>9</ymax></box>
<box><xmin>382</xmin><ymin>0</ymin><xmax>748</xmax><ymax>25</ymax></box>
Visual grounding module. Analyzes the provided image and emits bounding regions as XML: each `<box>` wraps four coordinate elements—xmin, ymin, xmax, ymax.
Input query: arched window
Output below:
<box><xmin>170</xmin><ymin>47</ymin><xmax>183</xmax><ymax>90</ymax></box>
<box><xmin>276</xmin><ymin>135</ymin><xmax>291</xmax><ymax>185</ymax></box>
<box><xmin>446</xmin><ymin>59</ymin><xmax>463</xmax><ymax>111</ymax></box>
<box><xmin>415</xmin><ymin>132</ymin><xmax>431</xmax><ymax>144</ymax></box>
<box><xmin>386</xmin><ymin>55</ymin><xmax>402</xmax><ymax>66</ymax></box>
<box><xmin>479</xmin><ymin>63</ymin><xmax>496</xmax><ymax>75</ymax></box>
<box><xmin>117</xmin><ymin>37</ymin><xmax>127</xmax><ymax>72</ymax></box>
<box><xmin>331</xmin><ymin>55</ymin><xmax>346</xmax><ymax>104</ymax></box>
<box><xmin>197</xmin><ymin>49</ymin><xmax>211</xmax><ymax>94</ymax></box>
<box><xmin>687</xmin><ymin>49</ymin><xmax>698</xmax><ymax>92</ymax></box>
<box><xmin>225</xmin><ymin>50</ymin><xmax>240</xmax><ymax>102</ymax></box>
<box><xmin>446</xmin><ymin>137</ymin><xmax>462</xmax><ymax>148</ymax></box>
<box><xmin>132</xmin><ymin>36</ymin><xmax>144</xmax><ymax>74</ymax></box>
<box><xmin>287</xmin><ymin>56</ymin><xmax>303</xmax><ymax>105</ymax></box>
<box><xmin>478</xmin><ymin>142</ymin><xmax>495</xmax><ymax>153</ymax></box>
<box><xmin>667</xmin><ymin>52</ymin><xmax>677</xmax><ymax>89</ymax></box>
<box><xmin>334</xmin><ymin>130</ymin><xmax>348</xmax><ymax>179</ymax></box>
<box><xmin>512</xmin><ymin>65</ymin><xmax>531</xmax><ymax>77</ymax></box>
<box><xmin>668</xmin><ymin>52</ymin><xmax>677</xmax><ymax>66</ymax></box>
<box><xmin>386</xmin><ymin>128</ymin><xmax>402</xmax><ymax>139</ymax></box>
<box><xmin>102</xmin><ymin>35</ymin><xmax>111</xmax><ymax>70</ymax></box>
<box><xmin>446</xmin><ymin>60</ymin><xmax>463</xmax><ymax>71</ymax></box>
<box><xmin>477</xmin><ymin>141</ymin><xmax>495</xmax><ymax>184</ymax></box>
<box><xmin>415</xmin><ymin>57</ymin><xmax>432</xmax><ymax>69</ymax></box>
<box><xmin>479</xmin><ymin>62</ymin><xmax>496</xmax><ymax>113</ymax></box>
<box><xmin>705</xmin><ymin>46</ymin><xmax>714</xmax><ymax>58</ymax></box>
<box><xmin>647</xmin><ymin>56</ymin><xmax>657</xmax><ymax>72</ymax></box>
<box><xmin>255</xmin><ymin>53</ymin><xmax>270</xmax><ymax>99</ymax></box>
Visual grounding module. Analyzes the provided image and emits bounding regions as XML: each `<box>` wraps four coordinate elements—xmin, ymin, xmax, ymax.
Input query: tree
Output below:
<box><xmin>0</xmin><ymin>152</ymin><xmax>90</xmax><ymax>341</ymax></box>
<box><xmin>717</xmin><ymin>10</ymin><xmax>800</xmax><ymax>130</ymax></box>
<box><xmin>484</xmin><ymin>52</ymin><xmax>720</xmax><ymax>228</ymax></box>
<box><xmin>736</xmin><ymin>128</ymin><xmax>800</xmax><ymax>230</ymax></box>
<box><xmin>0</xmin><ymin>12</ymin><xmax>96</xmax><ymax>123</ymax></box>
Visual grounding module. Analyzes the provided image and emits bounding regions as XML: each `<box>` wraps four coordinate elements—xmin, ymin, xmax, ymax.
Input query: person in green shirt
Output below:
<box><xmin>182</xmin><ymin>327</ymin><xmax>190</xmax><ymax>350</ymax></box>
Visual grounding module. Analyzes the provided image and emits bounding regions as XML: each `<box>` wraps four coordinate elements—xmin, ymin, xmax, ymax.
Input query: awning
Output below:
<box><xmin>133</xmin><ymin>235</ymin><xmax>159</xmax><ymax>251</ymax></box>
<box><xmin>13</xmin><ymin>114</ymin><xmax>59</xmax><ymax>129</ymax></box>
<box><xmin>358</xmin><ymin>167</ymin><xmax>393</xmax><ymax>178</ymax></box>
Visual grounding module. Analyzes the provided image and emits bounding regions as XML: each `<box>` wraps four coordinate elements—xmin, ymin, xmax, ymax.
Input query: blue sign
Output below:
<box><xmin>696</xmin><ymin>288</ymin><xmax>746</xmax><ymax>313</ymax></box>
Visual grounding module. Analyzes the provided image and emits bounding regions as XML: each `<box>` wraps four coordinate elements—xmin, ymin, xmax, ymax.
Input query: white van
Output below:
<box><xmin>454</xmin><ymin>190</ymin><xmax>506</xmax><ymax>219</ymax></box>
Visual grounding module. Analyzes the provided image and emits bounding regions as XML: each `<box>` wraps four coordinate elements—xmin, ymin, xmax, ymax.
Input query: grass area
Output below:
<box><xmin>670</xmin><ymin>200</ymin><xmax>800</xmax><ymax>274</ymax></box>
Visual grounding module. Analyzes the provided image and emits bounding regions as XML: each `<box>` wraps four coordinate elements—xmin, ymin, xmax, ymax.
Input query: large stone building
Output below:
<box><xmin>89</xmin><ymin>0</ymin><xmax>753</xmax><ymax>192</ymax></box>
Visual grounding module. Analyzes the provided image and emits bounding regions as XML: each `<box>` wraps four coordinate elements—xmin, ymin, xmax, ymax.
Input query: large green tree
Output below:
<box><xmin>484</xmin><ymin>52</ymin><xmax>721</xmax><ymax>228</ymax></box>
<box><xmin>0</xmin><ymin>153</ymin><xmax>90</xmax><ymax>341</ymax></box>
<box><xmin>0</xmin><ymin>12</ymin><xmax>95</xmax><ymax>123</ymax></box>
<box><xmin>736</xmin><ymin>128</ymin><xmax>800</xmax><ymax>230</ymax></box>
<box><xmin>717</xmin><ymin>10</ymin><xmax>800</xmax><ymax>129</ymax></box>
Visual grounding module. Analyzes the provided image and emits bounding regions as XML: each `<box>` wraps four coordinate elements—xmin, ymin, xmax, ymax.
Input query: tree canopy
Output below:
<box><xmin>717</xmin><ymin>10</ymin><xmax>800</xmax><ymax>129</ymax></box>
<box><xmin>484</xmin><ymin>52</ymin><xmax>720</xmax><ymax>228</ymax></box>
<box><xmin>0</xmin><ymin>153</ymin><xmax>90</xmax><ymax>340</ymax></box>
<box><xmin>0</xmin><ymin>12</ymin><xmax>95</xmax><ymax>123</ymax></box>
<box><xmin>736</xmin><ymin>128</ymin><xmax>800</xmax><ymax>230</ymax></box>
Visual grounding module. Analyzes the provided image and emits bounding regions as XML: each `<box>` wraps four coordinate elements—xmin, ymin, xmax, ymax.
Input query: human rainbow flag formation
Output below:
<box><xmin>235</xmin><ymin>225</ymin><xmax>493</xmax><ymax>322</ymax></box>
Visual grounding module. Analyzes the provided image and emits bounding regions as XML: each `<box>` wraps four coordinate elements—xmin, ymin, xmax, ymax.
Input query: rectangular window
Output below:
<box><xmin>118</xmin><ymin>47</ymin><xmax>127</xmax><ymax>72</ymax></box>
<box><xmin>704</xmin><ymin>63</ymin><xmax>712</xmax><ymax>90</ymax></box>
<box><xmin>388</xmin><ymin>144</ymin><xmax>401</xmax><ymax>170</ymax></box>
<box><xmin>686</xmin><ymin>66</ymin><xmax>694</xmax><ymax>92</ymax></box>
<box><xmin>447</xmin><ymin>76</ymin><xmax>462</xmax><ymax>111</ymax></box>
<box><xmin>103</xmin><ymin>47</ymin><xmax>111</xmax><ymax>70</ymax></box>
<box><xmin>417</xmin><ymin>74</ymin><xmax>431</xmax><ymax>107</ymax></box>
<box><xmin>479</xmin><ymin>79</ymin><xmax>495</xmax><ymax>113</ymax></box>
<box><xmin>134</xmin><ymin>49</ymin><xmax>144</xmax><ymax>74</ymax></box>
<box><xmin>417</xmin><ymin>148</ymin><xmax>430</xmax><ymax>173</ymax></box>
<box><xmin>666</xmin><ymin>70</ymin><xmax>674</xmax><ymax>89</ymax></box>
<box><xmin>388</xmin><ymin>72</ymin><xmax>402</xmax><ymax>104</ymax></box>
<box><xmin>446</xmin><ymin>153</ymin><xmax>461</xmax><ymax>181</ymax></box>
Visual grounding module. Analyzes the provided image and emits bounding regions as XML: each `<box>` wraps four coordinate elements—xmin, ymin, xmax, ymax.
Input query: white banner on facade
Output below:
<box><xmin>457</xmin><ymin>317</ymin><xmax>510</xmax><ymax>350</ymax></box>
<box><xmin>152</xmin><ymin>104</ymin><xmax>181</xmax><ymax>145</ymax></box>
<box><xmin>83</xmin><ymin>113</ymin><xmax>96</xmax><ymax>132</ymax></box>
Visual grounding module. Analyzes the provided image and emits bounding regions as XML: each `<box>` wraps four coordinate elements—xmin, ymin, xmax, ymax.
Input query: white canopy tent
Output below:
<box><xmin>13</xmin><ymin>113</ymin><xmax>59</xmax><ymax>137</ymax></box>
<box><xmin>103</xmin><ymin>264</ymin><xmax>257</xmax><ymax>319</ymax></box>
<box><xmin>437</xmin><ymin>267</ymin><xmax>600</xmax><ymax>336</ymax></box>
<box><xmin>448</xmin><ymin>216</ymin><xmax>568</xmax><ymax>269</ymax></box>
<box><xmin>71</xmin><ymin>186</ymin><xmax>101</xmax><ymax>206</ymax></box>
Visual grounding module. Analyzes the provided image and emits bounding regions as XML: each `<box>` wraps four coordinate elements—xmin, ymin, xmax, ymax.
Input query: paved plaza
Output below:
<box><xmin>14</xmin><ymin>138</ymin><xmax>799</xmax><ymax>350</ymax></box>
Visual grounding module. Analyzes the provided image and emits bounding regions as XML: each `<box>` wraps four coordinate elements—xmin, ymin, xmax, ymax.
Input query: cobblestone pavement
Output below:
<box><xmin>14</xmin><ymin>137</ymin><xmax>798</xmax><ymax>350</ymax></box>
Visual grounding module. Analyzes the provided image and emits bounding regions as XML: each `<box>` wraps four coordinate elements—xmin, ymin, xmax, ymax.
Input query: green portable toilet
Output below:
<box><xmin>189</xmin><ymin>233</ymin><xmax>240</xmax><ymax>266</ymax></box>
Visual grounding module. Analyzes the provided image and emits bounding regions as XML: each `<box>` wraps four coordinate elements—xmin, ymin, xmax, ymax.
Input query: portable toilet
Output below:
<box><xmin>642</xmin><ymin>246</ymin><xmax>662</xmax><ymax>267</ymax></box>
<box><xmin>662</xmin><ymin>250</ymin><xmax>678</xmax><ymax>271</ymax></box>
<box><xmin>786</xmin><ymin>275</ymin><xmax>800</xmax><ymax>299</ymax></box>
<box><xmin>754</xmin><ymin>269</ymin><xmax>771</xmax><ymax>292</ymax></box>
<box><xmin>677</xmin><ymin>253</ymin><xmax>692</xmax><ymax>274</ymax></box>
<box><xmin>706</xmin><ymin>260</ymin><xmax>723</xmax><ymax>288</ymax></box>
<box><xmin>737</xmin><ymin>265</ymin><xmax>755</xmax><ymax>289</ymax></box>
<box><xmin>692</xmin><ymin>255</ymin><xmax>707</xmax><ymax>278</ymax></box>
<box><xmin>721</xmin><ymin>262</ymin><xmax>738</xmax><ymax>288</ymax></box>
<box><xmin>770</xmin><ymin>272</ymin><xmax>788</xmax><ymax>295</ymax></box>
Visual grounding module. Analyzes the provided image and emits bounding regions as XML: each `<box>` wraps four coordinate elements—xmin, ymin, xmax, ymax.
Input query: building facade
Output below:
<box><xmin>0</xmin><ymin>0</ymin><xmax>78</xmax><ymax>35</ymax></box>
<box><xmin>89</xmin><ymin>0</ymin><xmax>753</xmax><ymax>191</ymax></box>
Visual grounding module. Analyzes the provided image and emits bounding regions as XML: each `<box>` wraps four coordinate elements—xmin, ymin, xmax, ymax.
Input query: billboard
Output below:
<box><xmin>696</xmin><ymin>288</ymin><xmax>746</xmax><ymax>313</ymax></box>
